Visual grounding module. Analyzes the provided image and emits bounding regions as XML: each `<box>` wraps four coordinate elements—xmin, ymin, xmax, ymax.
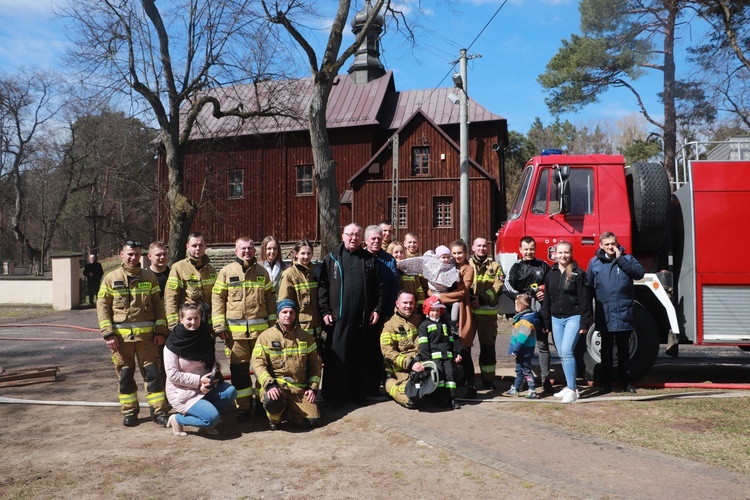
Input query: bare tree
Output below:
<box><xmin>0</xmin><ymin>71</ymin><xmax>67</xmax><ymax>267</ymax></box>
<box><xmin>62</xmin><ymin>0</ymin><xmax>295</xmax><ymax>262</ymax></box>
<box><xmin>59</xmin><ymin>108</ymin><xmax>159</xmax><ymax>257</ymax></box>
<box><xmin>260</xmin><ymin>0</ymin><xmax>418</xmax><ymax>253</ymax></box>
<box><xmin>691</xmin><ymin>0</ymin><xmax>750</xmax><ymax>128</ymax></box>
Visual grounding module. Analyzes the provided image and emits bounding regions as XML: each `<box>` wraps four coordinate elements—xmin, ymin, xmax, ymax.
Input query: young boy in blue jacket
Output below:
<box><xmin>505</xmin><ymin>294</ymin><xmax>541</xmax><ymax>399</ymax></box>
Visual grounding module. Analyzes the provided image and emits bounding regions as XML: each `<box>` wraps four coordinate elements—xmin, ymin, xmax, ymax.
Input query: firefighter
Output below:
<box><xmin>212</xmin><ymin>236</ymin><xmax>277</xmax><ymax>422</ymax></box>
<box><xmin>278</xmin><ymin>239</ymin><xmax>322</xmax><ymax>341</ymax></box>
<box><xmin>469</xmin><ymin>237</ymin><xmax>505</xmax><ymax>390</ymax></box>
<box><xmin>251</xmin><ymin>299</ymin><xmax>322</xmax><ymax>430</ymax></box>
<box><xmin>97</xmin><ymin>240</ymin><xmax>170</xmax><ymax>427</ymax></box>
<box><xmin>164</xmin><ymin>232</ymin><xmax>217</xmax><ymax>329</ymax></box>
<box><xmin>380</xmin><ymin>290</ymin><xmax>425</xmax><ymax>408</ymax></box>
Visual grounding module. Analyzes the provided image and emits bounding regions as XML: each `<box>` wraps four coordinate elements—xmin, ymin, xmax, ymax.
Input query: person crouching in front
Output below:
<box><xmin>164</xmin><ymin>303</ymin><xmax>237</xmax><ymax>436</ymax></box>
<box><xmin>251</xmin><ymin>299</ymin><xmax>323</xmax><ymax>431</ymax></box>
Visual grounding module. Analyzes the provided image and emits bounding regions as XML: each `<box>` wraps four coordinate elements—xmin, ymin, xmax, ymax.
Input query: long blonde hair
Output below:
<box><xmin>556</xmin><ymin>241</ymin><xmax>575</xmax><ymax>282</ymax></box>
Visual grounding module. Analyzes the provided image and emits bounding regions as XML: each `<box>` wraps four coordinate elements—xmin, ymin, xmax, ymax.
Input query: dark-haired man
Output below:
<box><xmin>504</xmin><ymin>237</ymin><xmax>552</xmax><ymax>392</ymax></box>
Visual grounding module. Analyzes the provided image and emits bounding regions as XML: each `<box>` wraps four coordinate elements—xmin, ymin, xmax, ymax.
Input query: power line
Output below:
<box><xmin>420</xmin><ymin>0</ymin><xmax>509</xmax><ymax>106</ymax></box>
<box><xmin>466</xmin><ymin>0</ymin><xmax>509</xmax><ymax>52</ymax></box>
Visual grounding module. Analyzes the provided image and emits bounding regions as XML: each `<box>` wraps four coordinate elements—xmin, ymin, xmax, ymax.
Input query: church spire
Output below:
<box><xmin>347</xmin><ymin>0</ymin><xmax>386</xmax><ymax>84</ymax></box>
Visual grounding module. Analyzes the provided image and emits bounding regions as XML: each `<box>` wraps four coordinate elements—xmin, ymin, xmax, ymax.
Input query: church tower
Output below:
<box><xmin>347</xmin><ymin>0</ymin><xmax>386</xmax><ymax>84</ymax></box>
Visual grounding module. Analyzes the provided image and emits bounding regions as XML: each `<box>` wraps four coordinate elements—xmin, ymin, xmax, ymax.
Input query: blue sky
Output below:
<box><xmin>0</xmin><ymin>0</ymin><xmax>681</xmax><ymax>134</ymax></box>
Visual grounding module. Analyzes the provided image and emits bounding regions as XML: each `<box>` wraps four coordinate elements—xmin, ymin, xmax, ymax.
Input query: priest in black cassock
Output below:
<box><xmin>319</xmin><ymin>223</ymin><xmax>384</xmax><ymax>406</ymax></box>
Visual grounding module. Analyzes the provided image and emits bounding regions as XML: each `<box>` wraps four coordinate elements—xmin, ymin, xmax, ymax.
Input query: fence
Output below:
<box><xmin>0</xmin><ymin>253</ymin><xmax>81</xmax><ymax>310</ymax></box>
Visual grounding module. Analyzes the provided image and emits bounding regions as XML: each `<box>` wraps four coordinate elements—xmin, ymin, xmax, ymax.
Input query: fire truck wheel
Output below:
<box><xmin>582</xmin><ymin>303</ymin><xmax>660</xmax><ymax>382</ymax></box>
<box><xmin>627</xmin><ymin>162</ymin><xmax>671</xmax><ymax>253</ymax></box>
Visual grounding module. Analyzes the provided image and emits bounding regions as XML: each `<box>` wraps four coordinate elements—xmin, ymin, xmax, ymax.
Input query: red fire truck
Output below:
<box><xmin>495</xmin><ymin>139</ymin><xmax>750</xmax><ymax>380</ymax></box>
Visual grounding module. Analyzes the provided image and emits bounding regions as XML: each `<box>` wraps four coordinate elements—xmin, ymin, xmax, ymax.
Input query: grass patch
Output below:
<box><xmin>0</xmin><ymin>306</ymin><xmax>54</xmax><ymax>320</ymax></box>
<box><xmin>504</xmin><ymin>391</ymin><xmax>750</xmax><ymax>475</ymax></box>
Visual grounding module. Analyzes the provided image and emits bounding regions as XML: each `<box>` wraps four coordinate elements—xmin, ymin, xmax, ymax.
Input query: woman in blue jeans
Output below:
<box><xmin>164</xmin><ymin>303</ymin><xmax>237</xmax><ymax>436</ymax></box>
<box><xmin>540</xmin><ymin>241</ymin><xmax>591</xmax><ymax>404</ymax></box>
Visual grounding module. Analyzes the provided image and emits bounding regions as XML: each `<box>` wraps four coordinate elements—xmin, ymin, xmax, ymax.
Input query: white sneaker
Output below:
<box><xmin>561</xmin><ymin>389</ymin><xmax>579</xmax><ymax>404</ymax></box>
<box><xmin>554</xmin><ymin>387</ymin><xmax>571</xmax><ymax>398</ymax></box>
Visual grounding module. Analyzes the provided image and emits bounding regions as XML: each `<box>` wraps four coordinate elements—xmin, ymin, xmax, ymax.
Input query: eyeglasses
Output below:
<box><xmin>125</xmin><ymin>240</ymin><xmax>142</xmax><ymax>248</ymax></box>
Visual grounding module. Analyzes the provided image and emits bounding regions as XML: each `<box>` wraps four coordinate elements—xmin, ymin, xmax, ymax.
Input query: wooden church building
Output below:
<box><xmin>157</xmin><ymin>4</ymin><xmax>508</xmax><ymax>252</ymax></box>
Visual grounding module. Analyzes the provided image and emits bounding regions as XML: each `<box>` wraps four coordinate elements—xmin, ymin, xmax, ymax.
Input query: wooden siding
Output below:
<box><xmin>165</xmin><ymin>126</ymin><xmax>384</xmax><ymax>244</ymax></box>
<box><xmin>155</xmin><ymin>106</ymin><xmax>504</xmax><ymax>248</ymax></box>
<box><xmin>353</xmin><ymin>178</ymin><xmax>493</xmax><ymax>252</ymax></box>
<box><xmin>350</xmin><ymin>114</ymin><xmax>500</xmax><ymax>250</ymax></box>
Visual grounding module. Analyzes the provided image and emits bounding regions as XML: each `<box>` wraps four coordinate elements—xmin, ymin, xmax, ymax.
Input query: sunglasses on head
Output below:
<box><xmin>125</xmin><ymin>240</ymin><xmax>142</xmax><ymax>248</ymax></box>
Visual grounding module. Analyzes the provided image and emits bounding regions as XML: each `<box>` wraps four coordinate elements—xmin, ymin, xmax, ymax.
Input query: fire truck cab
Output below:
<box><xmin>495</xmin><ymin>140</ymin><xmax>750</xmax><ymax>380</ymax></box>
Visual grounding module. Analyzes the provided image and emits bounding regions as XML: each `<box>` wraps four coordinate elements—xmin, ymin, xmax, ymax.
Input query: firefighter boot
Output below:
<box><xmin>123</xmin><ymin>412</ymin><xmax>139</xmax><ymax>427</ymax></box>
<box><xmin>150</xmin><ymin>405</ymin><xmax>170</xmax><ymax>427</ymax></box>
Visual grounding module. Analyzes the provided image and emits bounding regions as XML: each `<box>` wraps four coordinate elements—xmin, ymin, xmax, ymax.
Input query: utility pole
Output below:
<box><xmin>390</xmin><ymin>133</ymin><xmax>400</xmax><ymax>241</ymax></box>
<box><xmin>452</xmin><ymin>49</ymin><xmax>481</xmax><ymax>244</ymax></box>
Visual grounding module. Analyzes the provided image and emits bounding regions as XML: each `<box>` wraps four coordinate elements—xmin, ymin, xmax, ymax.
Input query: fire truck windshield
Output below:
<box><xmin>508</xmin><ymin>166</ymin><xmax>533</xmax><ymax>221</ymax></box>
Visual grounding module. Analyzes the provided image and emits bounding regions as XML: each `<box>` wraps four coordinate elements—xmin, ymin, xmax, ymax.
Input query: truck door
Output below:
<box><xmin>525</xmin><ymin>166</ymin><xmax>599</xmax><ymax>263</ymax></box>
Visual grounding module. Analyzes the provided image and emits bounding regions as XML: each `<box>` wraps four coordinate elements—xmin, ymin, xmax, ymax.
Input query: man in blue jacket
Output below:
<box><xmin>587</xmin><ymin>232</ymin><xmax>645</xmax><ymax>394</ymax></box>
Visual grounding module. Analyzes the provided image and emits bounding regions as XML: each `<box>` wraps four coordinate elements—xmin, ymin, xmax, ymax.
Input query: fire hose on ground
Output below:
<box><xmin>3</xmin><ymin>323</ymin><xmax>750</xmax><ymax>405</ymax></box>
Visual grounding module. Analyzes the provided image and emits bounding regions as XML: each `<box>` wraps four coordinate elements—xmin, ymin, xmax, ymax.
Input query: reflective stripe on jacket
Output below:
<box><xmin>97</xmin><ymin>265</ymin><xmax>167</xmax><ymax>339</ymax></box>
<box><xmin>164</xmin><ymin>256</ymin><xmax>216</xmax><ymax>328</ymax></box>
<box><xmin>212</xmin><ymin>260</ymin><xmax>277</xmax><ymax>340</ymax></box>
<box><xmin>250</xmin><ymin>323</ymin><xmax>322</xmax><ymax>394</ymax></box>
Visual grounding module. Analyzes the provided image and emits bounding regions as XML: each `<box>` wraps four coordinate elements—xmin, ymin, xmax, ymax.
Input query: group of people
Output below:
<box><xmin>95</xmin><ymin>221</ymin><xmax>644</xmax><ymax>436</ymax></box>
<box><xmin>96</xmin><ymin>233</ymin><xmax>321</xmax><ymax>435</ymax></box>
<box><xmin>503</xmin><ymin>234</ymin><xmax>645</xmax><ymax>404</ymax></box>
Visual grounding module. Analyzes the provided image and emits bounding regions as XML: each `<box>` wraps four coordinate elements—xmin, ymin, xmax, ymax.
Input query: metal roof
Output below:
<box><xmin>381</xmin><ymin>87</ymin><xmax>503</xmax><ymax>130</ymax></box>
<box><xmin>184</xmin><ymin>71</ymin><xmax>504</xmax><ymax>141</ymax></box>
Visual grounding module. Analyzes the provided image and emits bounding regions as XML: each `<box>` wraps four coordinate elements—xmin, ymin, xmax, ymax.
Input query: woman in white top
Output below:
<box><xmin>260</xmin><ymin>235</ymin><xmax>287</xmax><ymax>293</ymax></box>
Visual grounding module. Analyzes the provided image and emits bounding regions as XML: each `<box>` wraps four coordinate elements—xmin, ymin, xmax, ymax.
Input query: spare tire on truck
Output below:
<box><xmin>627</xmin><ymin>162</ymin><xmax>671</xmax><ymax>253</ymax></box>
<box><xmin>582</xmin><ymin>302</ymin><xmax>660</xmax><ymax>382</ymax></box>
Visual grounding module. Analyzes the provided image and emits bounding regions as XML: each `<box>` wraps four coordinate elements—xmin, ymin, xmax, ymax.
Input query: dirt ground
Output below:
<box><xmin>3</xmin><ymin>308</ymin><xmax>750</xmax><ymax>499</ymax></box>
<box><xmin>0</xmin><ymin>309</ymin><xmax>557</xmax><ymax>499</ymax></box>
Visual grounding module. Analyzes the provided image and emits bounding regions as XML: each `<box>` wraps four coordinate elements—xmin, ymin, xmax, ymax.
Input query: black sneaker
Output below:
<box><xmin>268</xmin><ymin>420</ymin><xmax>281</xmax><ymax>431</ymax></box>
<box><xmin>450</xmin><ymin>398</ymin><xmax>461</xmax><ymax>409</ymax></box>
<box><xmin>123</xmin><ymin>413</ymin><xmax>138</xmax><ymax>427</ymax></box>
<box><xmin>153</xmin><ymin>413</ymin><xmax>169</xmax><ymax>427</ymax></box>
<box><xmin>542</xmin><ymin>379</ymin><xmax>554</xmax><ymax>393</ymax></box>
<box><xmin>482</xmin><ymin>379</ymin><xmax>495</xmax><ymax>390</ymax></box>
<box><xmin>624</xmin><ymin>385</ymin><xmax>637</xmax><ymax>394</ymax></box>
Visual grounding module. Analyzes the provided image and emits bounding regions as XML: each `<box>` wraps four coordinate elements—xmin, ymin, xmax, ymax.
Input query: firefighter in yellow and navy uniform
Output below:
<box><xmin>97</xmin><ymin>241</ymin><xmax>170</xmax><ymax>427</ymax></box>
<box><xmin>380</xmin><ymin>291</ymin><xmax>423</xmax><ymax>408</ymax></box>
<box><xmin>251</xmin><ymin>299</ymin><xmax>322</xmax><ymax>430</ymax></box>
<box><xmin>278</xmin><ymin>256</ymin><xmax>322</xmax><ymax>340</ymax></box>
<box><xmin>469</xmin><ymin>238</ymin><xmax>505</xmax><ymax>389</ymax></box>
<box><xmin>164</xmin><ymin>233</ymin><xmax>216</xmax><ymax>329</ymax></box>
<box><xmin>212</xmin><ymin>237</ymin><xmax>277</xmax><ymax>421</ymax></box>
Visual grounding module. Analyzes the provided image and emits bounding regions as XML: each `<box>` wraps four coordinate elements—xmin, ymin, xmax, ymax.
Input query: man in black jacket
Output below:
<box><xmin>319</xmin><ymin>223</ymin><xmax>384</xmax><ymax>405</ymax></box>
<box><xmin>83</xmin><ymin>254</ymin><xmax>104</xmax><ymax>307</ymax></box>
<box><xmin>504</xmin><ymin>237</ymin><xmax>553</xmax><ymax>392</ymax></box>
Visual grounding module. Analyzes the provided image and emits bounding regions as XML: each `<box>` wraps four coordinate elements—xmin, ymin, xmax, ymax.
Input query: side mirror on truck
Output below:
<box><xmin>552</xmin><ymin>164</ymin><xmax>571</xmax><ymax>215</ymax></box>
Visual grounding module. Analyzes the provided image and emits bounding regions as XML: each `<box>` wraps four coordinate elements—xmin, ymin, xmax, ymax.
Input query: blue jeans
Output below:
<box><xmin>176</xmin><ymin>382</ymin><xmax>237</xmax><ymax>429</ymax></box>
<box><xmin>513</xmin><ymin>353</ymin><xmax>535</xmax><ymax>391</ymax></box>
<box><xmin>551</xmin><ymin>315</ymin><xmax>581</xmax><ymax>390</ymax></box>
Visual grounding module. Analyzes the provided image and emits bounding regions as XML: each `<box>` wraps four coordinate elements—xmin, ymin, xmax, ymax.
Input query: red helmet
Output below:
<box><xmin>422</xmin><ymin>295</ymin><xmax>446</xmax><ymax>316</ymax></box>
